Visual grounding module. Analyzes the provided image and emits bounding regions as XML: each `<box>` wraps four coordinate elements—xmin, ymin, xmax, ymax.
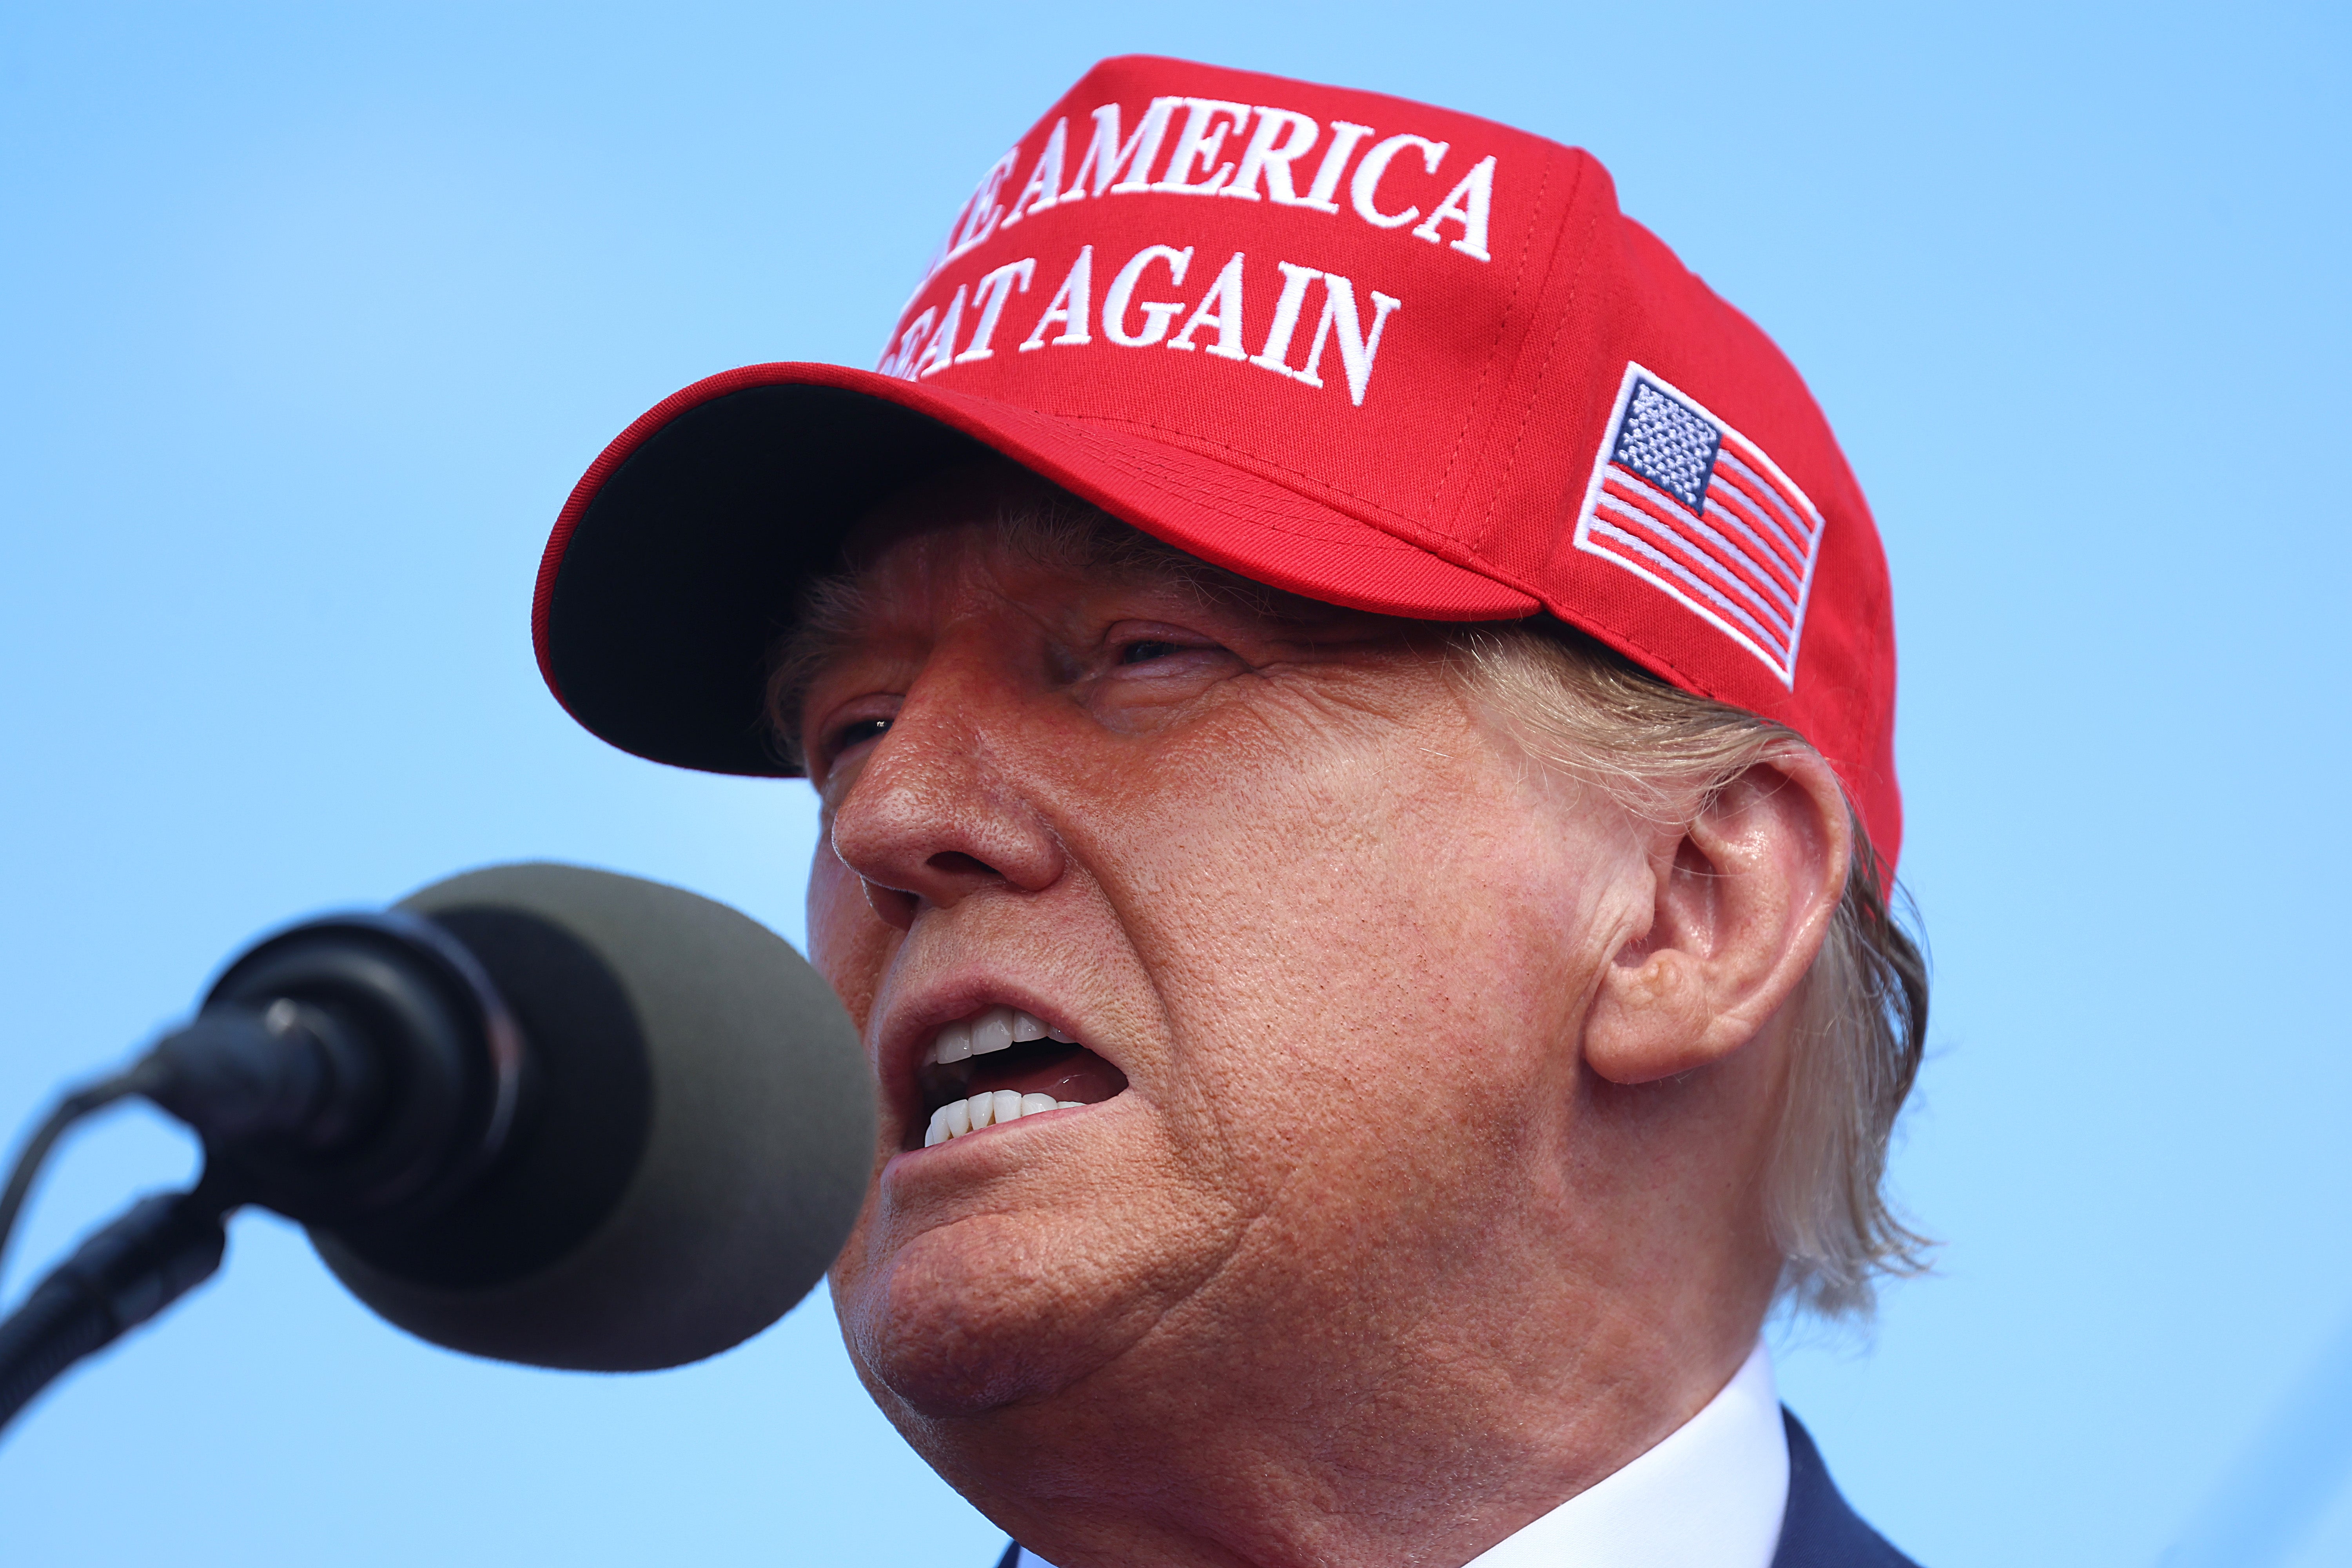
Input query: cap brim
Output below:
<box><xmin>533</xmin><ymin>362</ymin><xmax>1539</xmax><ymax>776</ymax></box>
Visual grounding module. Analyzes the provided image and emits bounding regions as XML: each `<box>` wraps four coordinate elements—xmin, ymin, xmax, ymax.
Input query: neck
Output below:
<box><xmin>891</xmin><ymin>1206</ymin><xmax>1776</xmax><ymax>1567</ymax></box>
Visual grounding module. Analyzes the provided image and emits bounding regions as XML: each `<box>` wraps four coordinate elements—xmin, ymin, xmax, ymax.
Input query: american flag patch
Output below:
<box><xmin>1572</xmin><ymin>365</ymin><xmax>1827</xmax><ymax>686</ymax></box>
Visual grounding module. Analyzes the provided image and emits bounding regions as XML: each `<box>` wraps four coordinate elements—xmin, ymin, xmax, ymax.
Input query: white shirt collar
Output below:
<box><xmin>1012</xmin><ymin>1340</ymin><xmax>1787</xmax><ymax>1568</ymax></box>
<box><xmin>1460</xmin><ymin>1338</ymin><xmax>1788</xmax><ymax>1568</ymax></box>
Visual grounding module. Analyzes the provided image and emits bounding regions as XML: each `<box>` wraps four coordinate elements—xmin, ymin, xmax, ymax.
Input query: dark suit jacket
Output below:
<box><xmin>1773</xmin><ymin>1411</ymin><xmax>1916</xmax><ymax>1567</ymax></box>
<box><xmin>990</xmin><ymin>1408</ymin><xmax>1918</xmax><ymax>1567</ymax></box>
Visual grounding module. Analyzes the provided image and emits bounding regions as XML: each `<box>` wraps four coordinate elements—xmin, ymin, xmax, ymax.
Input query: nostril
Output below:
<box><xmin>927</xmin><ymin>851</ymin><xmax>998</xmax><ymax>879</ymax></box>
<box><xmin>861</xmin><ymin>879</ymin><xmax>921</xmax><ymax>930</ymax></box>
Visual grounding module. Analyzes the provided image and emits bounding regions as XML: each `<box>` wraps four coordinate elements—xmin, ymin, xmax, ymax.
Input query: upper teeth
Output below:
<box><xmin>925</xmin><ymin>1004</ymin><xmax>1077</xmax><ymax>1065</ymax></box>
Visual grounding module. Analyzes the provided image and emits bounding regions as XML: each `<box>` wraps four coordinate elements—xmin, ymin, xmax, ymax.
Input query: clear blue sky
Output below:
<box><xmin>2</xmin><ymin>2</ymin><xmax>2346</xmax><ymax>1563</ymax></box>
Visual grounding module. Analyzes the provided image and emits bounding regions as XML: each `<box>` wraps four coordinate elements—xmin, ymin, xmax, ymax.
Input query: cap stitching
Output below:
<box><xmin>1070</xmin><ymin>452</ymin><xmax>1538</xmax><ymax>611</ymax></box>
<box><xmin>1473</xmin><ymin>178</ymin><xmax>1602</xmax><ymax>544</ymax></box>
<box><xmin>1049</xmin><ymin>410</ymin><xmax>1436</xmax><ymax>534</ymax></box>
<box><xmin>1428</xmin><ymin>147</ymin><xmax>1560</xmax><ymax>522</ymax></box>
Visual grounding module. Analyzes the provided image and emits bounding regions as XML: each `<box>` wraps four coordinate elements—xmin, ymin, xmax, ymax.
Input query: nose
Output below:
<box><xmin>827</xmin><ymin>659</ymin><xmax>1067</xmax><ymax>931</ymax></box>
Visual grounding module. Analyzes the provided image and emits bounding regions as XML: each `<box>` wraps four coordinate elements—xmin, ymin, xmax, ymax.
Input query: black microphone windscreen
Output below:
<box><xmin>308</xmin><ymin>863</ymin><xmax>873</xmax><ymax>1372</ymax></box>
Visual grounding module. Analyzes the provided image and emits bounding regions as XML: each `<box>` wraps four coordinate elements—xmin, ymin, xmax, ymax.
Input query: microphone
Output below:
<box><xmin>0</xmin><ymin>864</ymin><xmax>874</xmax><ymax>1430</ymax></box>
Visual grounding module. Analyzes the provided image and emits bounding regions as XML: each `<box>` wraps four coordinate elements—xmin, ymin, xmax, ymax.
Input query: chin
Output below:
<box><xmin>837</xmin><ymin>1210</ymin><xmax>1120</xmax><ymax>1421</ymax></box>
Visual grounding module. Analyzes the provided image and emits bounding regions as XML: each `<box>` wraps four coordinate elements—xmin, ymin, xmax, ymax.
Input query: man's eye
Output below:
<box><xmin>1117</xmin><ymin>639</ymin><xmax>1184</xmax><ymax>666</ymax></box>
<box><xmin>829</xmin><ymin>716</ymin><xmax>891</xmax><ymax>753</ymax></box>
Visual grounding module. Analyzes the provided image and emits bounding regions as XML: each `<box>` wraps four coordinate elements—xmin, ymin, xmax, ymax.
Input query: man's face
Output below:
<box><xmin>798</xmin><ymin>482</ymin><xmax>1656</xmax><ymax>1439</ymax></box>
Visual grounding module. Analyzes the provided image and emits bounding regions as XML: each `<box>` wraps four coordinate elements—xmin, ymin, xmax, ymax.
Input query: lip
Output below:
<box><xmin>874</xmin><ymin>973</ymin><xmax>1114</xmax><ymax>1140</ymax></box>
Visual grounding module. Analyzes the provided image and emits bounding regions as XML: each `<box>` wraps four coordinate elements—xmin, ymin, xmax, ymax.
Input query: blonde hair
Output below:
<box><xmin>769</xmin><ymin>490</ymin><xmax>1931</xmax><ymax>1319</ymax></box>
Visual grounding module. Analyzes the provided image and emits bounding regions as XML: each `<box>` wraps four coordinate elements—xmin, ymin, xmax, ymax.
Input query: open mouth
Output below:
<box><xmin>912</xmin><ymin>1004</ymin><xmax>1129</xmax><ymax>1148</ymax></box>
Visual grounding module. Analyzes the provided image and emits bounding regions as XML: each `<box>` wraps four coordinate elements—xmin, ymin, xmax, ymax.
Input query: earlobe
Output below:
<box><xmin>1582</xmin><ymin>752</ymin><xmax>1851</xmax><ymax>1086</ymax></box>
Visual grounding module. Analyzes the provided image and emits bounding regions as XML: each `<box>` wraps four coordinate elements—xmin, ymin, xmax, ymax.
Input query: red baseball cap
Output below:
<box><xmin>533</xmin><ymin>54</ymin><xmax>1901</xmax><ymax>862</ymax></box>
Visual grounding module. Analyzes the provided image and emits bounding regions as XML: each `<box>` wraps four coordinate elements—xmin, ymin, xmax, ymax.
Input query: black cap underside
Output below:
<box><xmin>544</xmin><ymin>383</ymin><xmax>987</xmax><ymax>776</ymax></box>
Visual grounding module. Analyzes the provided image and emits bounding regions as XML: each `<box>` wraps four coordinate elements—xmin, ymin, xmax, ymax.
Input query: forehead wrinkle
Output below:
<box><xmin>773</xmin><ymin>490</ymin><xmax>1372</xmax><ymax>759</ymax></box>
<box><xmin>800</xmin><ymin>512</ymin><xmax>1169</xmax><ymax>669</ymax></box>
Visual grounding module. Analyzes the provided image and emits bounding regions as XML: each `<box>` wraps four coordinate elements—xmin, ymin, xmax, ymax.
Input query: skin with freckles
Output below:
<box><xmin>799</xmin><ymin>469</ymin><xmax>1852</xmax><ymax>1568</ymax></box>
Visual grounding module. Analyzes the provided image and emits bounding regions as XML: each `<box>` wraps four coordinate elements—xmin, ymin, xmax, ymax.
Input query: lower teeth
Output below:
<box><xmin>925</xmin><ymin>1089</ymin><xmax>1085</xmax><ymax>1145</ymax></box>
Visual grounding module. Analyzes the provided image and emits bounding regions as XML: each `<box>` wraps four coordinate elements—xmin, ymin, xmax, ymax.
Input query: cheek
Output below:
<box><xmin>810</xmin><ymin>845</ymin><xmax>894</xmax><ymax>1333</ymax></box>
<box><xmin>1088</xmin><ymin>764</ymin><xmax>1615</xmax><ymax>1292</ymax></box>
<box><xmin>1103</xmin><ymin>735</ymin><xmax>1604</xmax><ymax>1133</ymax></box>
<box><xmin>807</xmin><ymin>841</ymin><xmax>887</xmax><ymax>1029</ymax></box>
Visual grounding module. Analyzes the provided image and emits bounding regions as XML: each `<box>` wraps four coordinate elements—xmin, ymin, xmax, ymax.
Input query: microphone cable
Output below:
<box><xmin>0</xmin><ymin>1061</ymin><xmax>174</xmax><ymax>1286</ymax></box>
<box><xmin>0</xmin><ymin>1060</ymin><xmax>229</xmax><ymax>1434</ymax></box>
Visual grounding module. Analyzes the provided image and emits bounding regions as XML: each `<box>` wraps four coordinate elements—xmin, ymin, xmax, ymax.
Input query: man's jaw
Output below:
<box><xmin>902</xmin><ymin>1002</ymin><xmax>1129</xmax><ymax>1151</ymax></box>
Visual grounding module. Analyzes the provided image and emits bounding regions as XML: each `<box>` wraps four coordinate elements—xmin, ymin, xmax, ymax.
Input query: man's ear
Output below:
<box><xmin>1583</xmin><ymin>750</ymin><xmax>1852</xmax><ymax>1085</ymax></box>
